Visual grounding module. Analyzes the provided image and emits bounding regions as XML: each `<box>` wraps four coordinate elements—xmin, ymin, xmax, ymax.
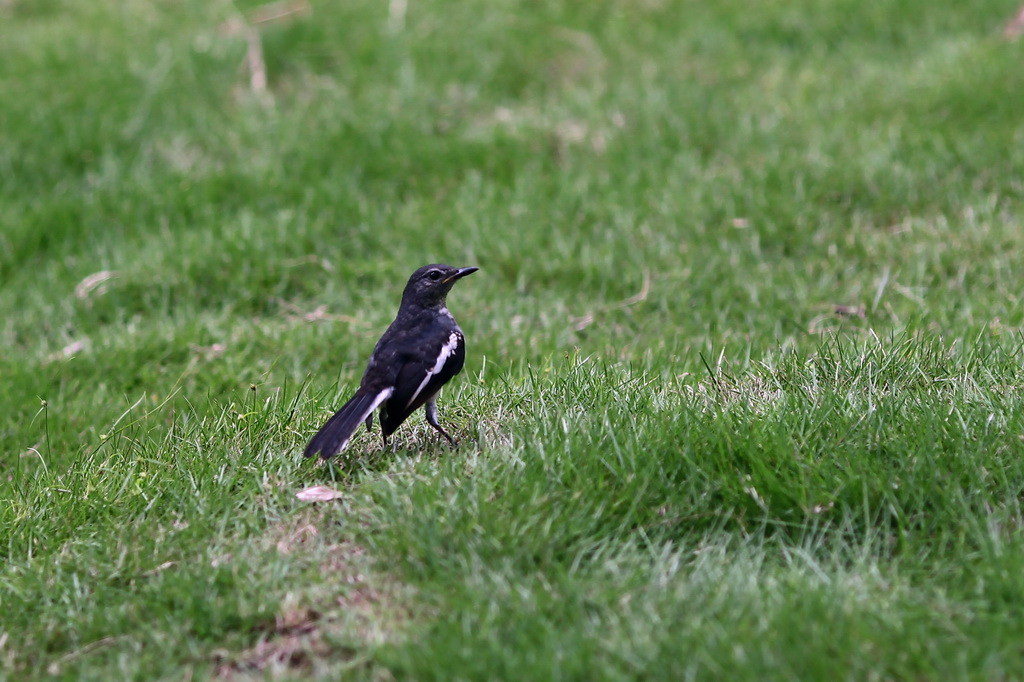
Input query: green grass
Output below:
<box><xmin>3</xmin><ymin>0</ymin><xmax>1024</xmax><ymax>678</ymax></box>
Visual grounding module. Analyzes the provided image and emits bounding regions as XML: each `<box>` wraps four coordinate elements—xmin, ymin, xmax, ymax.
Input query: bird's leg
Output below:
<box><xmin>379</xmin><ymin>416</ymin><xmax>398</xmax><ymax>452</ymax></box>
<box><xmin>365</xmin><ymin>413</ymin><xmax>374</xmax><ymax>433</ymax></box>
<box><xmin>376</xmin><ymin>406</ymin><xmax>392</xmax><ymax>450</ymax></box>
<box><xmin>424</xmin><ymin>398</ymin><xmax>457</xmax><ymax>447</ymax></box>
<box><xmin>380</xmin><ymin>429</ymin><xmax>400</xmax><ymax>452</ymax></box>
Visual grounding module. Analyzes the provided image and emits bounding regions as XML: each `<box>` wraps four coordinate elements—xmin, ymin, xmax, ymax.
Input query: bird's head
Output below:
<box><xmin>402</xmin><ymin>264</ymin><xmax>478</xmax><ymax>308</ymax></box>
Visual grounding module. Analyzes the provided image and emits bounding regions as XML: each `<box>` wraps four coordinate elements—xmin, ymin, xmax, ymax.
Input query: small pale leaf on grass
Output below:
<box><xmin>295</xmin><ymin>485</ymin><xmax>344</xmax><ymax>502</ymax></box>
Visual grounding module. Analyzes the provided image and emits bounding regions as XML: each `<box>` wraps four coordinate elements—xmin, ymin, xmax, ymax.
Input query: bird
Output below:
<box><xmin>304</xmin><ymin>263</ymin><xmax>479</xmax><ymax>460</ymax></box>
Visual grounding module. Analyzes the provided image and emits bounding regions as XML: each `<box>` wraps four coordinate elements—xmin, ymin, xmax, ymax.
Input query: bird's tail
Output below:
<box><xmin>304</xmin><ymin>388</ymin><xmax>394</xmax><ymax>459</ymax></box>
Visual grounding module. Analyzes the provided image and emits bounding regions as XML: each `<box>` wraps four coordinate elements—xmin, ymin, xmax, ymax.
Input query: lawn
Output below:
<box><xmin>3</xmin><ymin>0</ymin><xmax>1024</xmax><ymax>678</ymax></box>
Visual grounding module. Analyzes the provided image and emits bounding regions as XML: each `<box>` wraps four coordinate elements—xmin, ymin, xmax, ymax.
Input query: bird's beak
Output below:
<box><xmin>443</xmin><ymin>266</ymin><xmax>479</xmax><ymax>284</ymax></box>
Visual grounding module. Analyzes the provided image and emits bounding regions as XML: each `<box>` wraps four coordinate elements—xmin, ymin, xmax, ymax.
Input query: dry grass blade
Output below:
<box><xmin>74</xmin><ymin>270</ymin><xmax>118</xmax><ymax>299</ymax></box>
<box><xmin>248</xmin><ymin>0</ymin><xmax>311</xmax><ymax>26</ymax></box>
<box><xmin>275</xmin><ymin>298</ymin><xmax>362</xmax><ymax>324</ymax></box>
<box><xmin>1004</xmin><ymin>5</ymin><xmax>1024</xmax><ymax>38</ymax></box>
<box><xmin>46</xmin><ymin>339</ymin><xmax>89</xmax><ymax>362</ymax></box>
<box><xmin>220</xmin><ymin>0</ymin><xmax>313</xmax><ymax>98</ymax></box>
<box><xmin>572</xmin><ymin>269</ymin><xmax>650</xmax><ymax>330</ymax></box>
<box><xmin>47</xmin><ymin>637</ymin><xmax>129</xmax><ymax>675</ymax></box>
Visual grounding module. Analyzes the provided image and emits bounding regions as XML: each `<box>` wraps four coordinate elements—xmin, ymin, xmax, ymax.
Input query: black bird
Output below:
<box><xmin>304</xmin><ymin>264</ymin><xmax>478</xmax><ymax>460</ymax></box>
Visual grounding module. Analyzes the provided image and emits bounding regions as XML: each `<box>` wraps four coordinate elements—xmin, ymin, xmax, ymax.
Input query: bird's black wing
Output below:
<box><xmin>380</xmin><ymin>330</ymin><xmax>466</xmax><ymax>436</ymax></box>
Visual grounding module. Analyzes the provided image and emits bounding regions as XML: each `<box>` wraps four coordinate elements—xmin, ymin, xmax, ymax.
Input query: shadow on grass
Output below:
<box><xmin>296</xmin><ymin>430</ymin><xmax>476</xmax><ymax>486</ymax></box>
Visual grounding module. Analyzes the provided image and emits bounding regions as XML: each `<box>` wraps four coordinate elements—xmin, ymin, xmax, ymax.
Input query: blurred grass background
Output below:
<box><xmin>2</xmin><ymin>0</ymin><xmax>1024</xmax><ymax>678</ymax></box>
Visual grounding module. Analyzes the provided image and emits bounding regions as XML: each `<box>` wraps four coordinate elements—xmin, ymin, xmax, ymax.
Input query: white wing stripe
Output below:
<box><xmin>407</xmin><ymin>332</ymin><xmax>461</xmax><ymax>409</ymax></box>
<box><xmin>337</xmin><ymin>387</ymin><xmax>393</xmax><ymax>452</ymax></box>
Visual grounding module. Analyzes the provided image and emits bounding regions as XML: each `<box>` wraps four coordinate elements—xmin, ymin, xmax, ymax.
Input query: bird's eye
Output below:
<box><xmin>428</xmin><ymin>270</ymin><xmax>443</xmax><ymax>281</ymax></box>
